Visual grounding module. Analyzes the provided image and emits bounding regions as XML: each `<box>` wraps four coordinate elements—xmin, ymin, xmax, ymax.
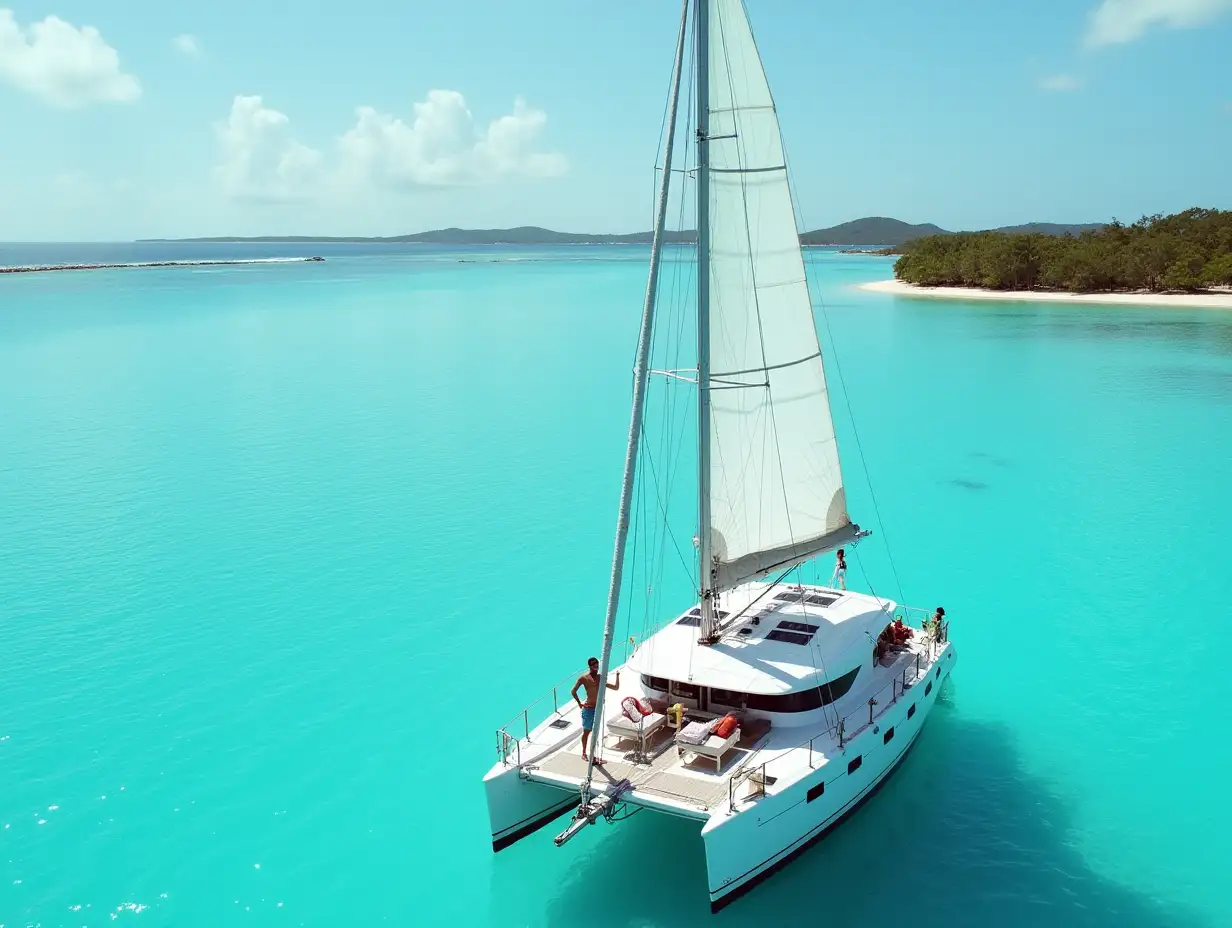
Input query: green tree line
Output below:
<box><xmin>893</xmin><ymin>208</ymin><xmax>1232</xmax><ymax>292</ymax></box>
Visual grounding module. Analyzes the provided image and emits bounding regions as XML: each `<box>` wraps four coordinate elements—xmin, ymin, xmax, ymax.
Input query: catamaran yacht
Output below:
<box><xmin>483</xmin><ymin>0</ymin><xmax>956</xmax><ymax>913</ymax></box>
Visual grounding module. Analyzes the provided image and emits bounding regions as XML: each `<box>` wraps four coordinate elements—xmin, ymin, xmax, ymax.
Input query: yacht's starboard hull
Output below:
<box><xmin>703</xmin><ymin>646</ymin><xmax>955</xmax><ymax>912</ymax></box>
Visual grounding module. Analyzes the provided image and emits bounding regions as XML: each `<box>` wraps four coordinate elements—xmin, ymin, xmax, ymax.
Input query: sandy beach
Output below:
<box><xmin>859</xmin><ymin>278</ymin><xmax>1232</xmax><ymax>309</ymax></box>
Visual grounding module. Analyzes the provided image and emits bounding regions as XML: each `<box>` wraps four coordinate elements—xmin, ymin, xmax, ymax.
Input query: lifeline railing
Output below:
<box><xmin>495</xmin><ymin>639</ymin><xmax>638</xmax><ymax>767</ymax></box>
<box><xmin>726</xmin><ymin>607</ymin><xmax>951</xmax><ymax>813</ymax></box>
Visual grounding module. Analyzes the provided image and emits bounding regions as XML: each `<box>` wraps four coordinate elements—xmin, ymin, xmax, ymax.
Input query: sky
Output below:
<box><xmin>1</xmin><ymin>0</ymin><xmax>1230</xmax><ymax>241</ymax></box>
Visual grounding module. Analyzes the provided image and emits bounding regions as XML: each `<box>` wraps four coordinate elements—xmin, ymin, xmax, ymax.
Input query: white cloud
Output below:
<box><xmin>214</xmin><ymin>89</ymin><xmax>567</xmax><ymax>202</ymax></box>
<box><xmin>172</xmin><ymin>34</ymin><xmax>201</xmax><ymax>58</ymax></box>
<box><xmin>1037</xmin><ymin>74</ymin><xmax>1081</xmax><ymax>92</ymax></box>
<box><xmin>1086</xmin><ymin>0</ymin><xmax>1232</xmax><ymax>47</ymax></box>
<box><xmin>338</xmin><ymin>91</ymin><xmax>568</xmax><ymax>187</ymax></box>
<box><xmin>213</xmin><ymin>95</ymin><xmax>324</xmax><ymax>202</ymax></box>
<box><xmin>0</xmin><ymin>8</ymin><xmax>140</xmax><ymax>107</ymax></box>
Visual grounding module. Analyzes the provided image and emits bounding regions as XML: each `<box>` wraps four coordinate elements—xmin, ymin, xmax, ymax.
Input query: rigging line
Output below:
<box><xmin>641</xmin><ymin>438</ymin><xmax>696</xmax><ymax>583</ymax></box>
<box><xmin>582</xmin><ymin>0</ymin><xmax>690</xmax><ymax>797</ymax></box>
<box><xmin>772</xmin><ymin>62</ymin><xmax>905</xmax><ymax>608</ymax></box>
<box><xmin>626</xmin><ymin>440</ymin><xmax>646</xmax><ymax>649</ymax></box>
<box><xmin>771</xmin><ymin>570</ymin><xmax>841</xmax><ymax>732</ymax></box>
<box><xmin>810</xmin><ymin>271</ymin><xmax>905</xmax><ymax>606</ymax></box>
<box><xmin>712</xmin><ymin>561</ymin><xmax>794</xmax><ymax>636</ymax></box>
<box><xmin>656</xmin><ymin>78</ymin><xmax>697</xmax><ymax>599</ymax></box>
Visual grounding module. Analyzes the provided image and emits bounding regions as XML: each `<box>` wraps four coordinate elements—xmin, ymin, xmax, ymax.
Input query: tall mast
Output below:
<box><xmin>579</xmin><ymin>0</ymin><xmax>691</xmax><ymax>801</ymax></box>
<box><xmin>695</xmin><ymin>0</ymin><xmax>717</xmax><ymax>642</ymax></box>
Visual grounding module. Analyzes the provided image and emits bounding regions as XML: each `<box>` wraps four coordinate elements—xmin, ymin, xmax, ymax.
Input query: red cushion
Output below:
<box><xmin>713</xmin><ymin>715</ymin><xmax>738</xmax><ymax>739</ymax></box>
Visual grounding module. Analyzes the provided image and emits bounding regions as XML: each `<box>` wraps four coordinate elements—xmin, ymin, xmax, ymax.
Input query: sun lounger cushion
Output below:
<box><xmin>608</xmin><ymin>711</ymin><xmax>666</xmax><ymax>734</ymax></box>
<box><xmin>621</xmin><ymin>696</ymin><xmax>652</xmax><ymax>722</ymax></box>
<box><xmin>712</xmin><ymin>714</ymin><xmax>738</xmax><ymax>739</ymax></box>
<box><xmin>676</xmin><ymin>718</ymin><xmax>718</xmax><ymax>745</ymax></box>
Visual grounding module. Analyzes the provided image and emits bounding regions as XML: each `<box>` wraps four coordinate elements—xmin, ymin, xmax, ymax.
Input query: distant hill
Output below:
<box><xmin>986</xmin><ymin>222</ymin><xmax>1105</xmax><ymax>236</ymax></box>
<box><xmin>144</xmin><ymin>218</ymin><xmax>1105</xmax><ymax>248</ymax></box>
<box><xmin>144</xmin><ymin>227</ymin><xmax>694</xmax><ymax>246</ymax></box>
<box><xmin>800</xmin><ymin>217</ymin><xmax>949</xmax><ymax>247</ymax></box>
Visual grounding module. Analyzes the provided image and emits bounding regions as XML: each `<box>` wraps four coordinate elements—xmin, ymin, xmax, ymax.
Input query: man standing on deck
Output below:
<box><xmin>572</xmin><ymin>657</ymin><xmax>620</xmax><ymax>763</ymax></box>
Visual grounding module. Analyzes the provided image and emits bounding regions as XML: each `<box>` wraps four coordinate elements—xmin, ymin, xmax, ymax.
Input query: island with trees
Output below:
<box><xmin>890</xmin><ymin>208</ymin><xmax>1232</xmax><ymax>293</ymax></box>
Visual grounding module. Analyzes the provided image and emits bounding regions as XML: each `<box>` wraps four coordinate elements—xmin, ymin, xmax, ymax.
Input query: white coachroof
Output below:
<box><xmin>627</xmin><ymin>584</ymin><xmax>895</xmax><ymax>696</ymax></box>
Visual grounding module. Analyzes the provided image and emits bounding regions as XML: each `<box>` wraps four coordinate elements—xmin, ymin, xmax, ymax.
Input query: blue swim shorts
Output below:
<box><xmin>580</xmin><ymin>706</ymin><xmax>595</xmax><ymax>731</ymax></box>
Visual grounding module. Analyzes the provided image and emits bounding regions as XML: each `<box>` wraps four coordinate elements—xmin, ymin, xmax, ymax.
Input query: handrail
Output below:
<box><xmin>495</xmin><ymin>640</ymin><xmax>638</xmax><ymax>766</ymax></box>
<box><xmin>725</xmin><ymin>630</ymin><xmax>953</xmax><ymax>808</ymax></box>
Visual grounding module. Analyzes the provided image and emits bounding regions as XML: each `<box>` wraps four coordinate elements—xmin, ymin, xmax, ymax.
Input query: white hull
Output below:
<box><xmin>484</xmin><ymin>763</ymin><xmax>579</xmax><ymax>852</ymax></box>
<box><xmin>702</xmin><ymin>646</ymin><xmax>954</xmax><ymax>911</ymax></box>
<box><xmin>485</xmin><ymin>585</ymin><xmax>957</xmax><ymax>911</ymax></box>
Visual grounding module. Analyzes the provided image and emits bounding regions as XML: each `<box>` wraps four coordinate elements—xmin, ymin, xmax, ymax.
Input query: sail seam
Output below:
<box><xmin>709</xmin><ymin>104</ymin><xmax>774</xmax><ymax>114</ymax></box>
<box><xmin>712</xmin><ymin>351</ymin><xmax>819</xmax><ymax>379</ymax></box>
<box><xmin>709</xmin><ymin>165</ymin><xmax>786</xmax><ymax>174</ymax></box>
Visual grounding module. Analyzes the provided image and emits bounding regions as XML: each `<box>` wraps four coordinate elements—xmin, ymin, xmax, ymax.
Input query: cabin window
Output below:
<box><xmin>640</xmin><ymin>675</ymin><xmax>669</xmax><ymax>693</ymax></box>
<box><xmin>670</xmin><ymin>681</ymin><xmax>700</xmax><ymax>700</ymax></box>
<box><xmin>742</xmin><ymin>665</ymin><xmax>862</xmax><ymax>713</ymax></box>
<box><xmin>848</xmin><ymin>755</ymin><xmax>862</xmax><ymax>774</ymax></box>
<box><xmin>745</xmin><ymin>688</ymin><xmax>821</xmax><ymax>713</ymax></box>
<box><xmin>818</xmin><ymin>666</ymin><xmax>861</xmax><ymax>705</ymax></box>
<box><xmin>925</xmin><ymin>681</ymin><xmax>933</xmax><ymax>697</ymax></box>
<box><xmin>710</xmin><ymin>687</ymin><xmax>746</xmax><ymax>709</ymax></box>
<box><xmin>883</xmin><ymin>726</ymin><xmax>895</xmax><ymax>744</ymax></box>
<box><xmin>907</xmin><ymin>704</ymin><xmax>916</xmax><ymax>720</ymax></box>
<box><xmin>806</xmin><ymin>781</ymin><xmax>825</xmax><ymax>803</ymax></box>
<box><xmin>936</xmin><ymin>666</ymin><xmax>941</xmax><ymax>679</ymax></box>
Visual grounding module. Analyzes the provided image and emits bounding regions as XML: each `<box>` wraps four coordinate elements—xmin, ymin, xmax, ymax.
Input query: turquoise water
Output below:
<box><xmin>2</xmin><ymin>248</ymin><xmax>1230</xmax><ymax>927</ymax></box>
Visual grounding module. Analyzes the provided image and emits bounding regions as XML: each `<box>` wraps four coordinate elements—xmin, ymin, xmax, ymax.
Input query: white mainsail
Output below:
<box><xmin>703</xmin><ymin>0</ymin><xmax>858</xmax><ymax>592</ymax></box>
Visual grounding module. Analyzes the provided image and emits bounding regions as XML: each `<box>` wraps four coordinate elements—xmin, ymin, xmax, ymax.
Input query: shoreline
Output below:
<box><xmin>858</xmin><ymin>278</ymin><xmax>1232</xmax><ymax>309</ymax></box>
<box><xmin>0</xmin><ymin>257</ymin><xmax>325</xmax><ymax>276</ymax></box>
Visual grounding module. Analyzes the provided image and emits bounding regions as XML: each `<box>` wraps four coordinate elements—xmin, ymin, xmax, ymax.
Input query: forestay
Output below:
<box><xmin>703</xmin><ymin>0</ymin><xmax>857</xmax><ymax>591</ymax></box>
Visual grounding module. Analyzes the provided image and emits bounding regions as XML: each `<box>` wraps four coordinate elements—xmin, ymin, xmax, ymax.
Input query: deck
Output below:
<box><xmin>496</xmin><ymin>586</ymin><xmax>949</xmax><ymax>819</ymax></box>
<box><xmin>530</xmin><ymin>720</ymin><xmax>769</xmax><ymax>814</ymax></box>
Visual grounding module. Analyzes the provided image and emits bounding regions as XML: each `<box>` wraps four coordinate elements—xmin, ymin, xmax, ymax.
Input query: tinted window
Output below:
<box><xmin>743</xmin><ymin>665</ymin><xmax>861</xmax><ymax>713</ymax></box>
<box><xmin>883</xmin><ymin>727</ymin><xmax>895</xmax><ymax>744</ymax></box>
<box><xmin>746</xmin><ymin>687</ymin><xmax>821</xmax><ymax>712</ymax></box>
<box><xmin>806</xmin><ymin>781</ymin><xmax>825</xmax><ymax>803</ymax></box>
<box><xmin>925</xmin><ymin>681</ymin><xmax>933</xmax><ymax>697</ymax></box>
<box><xmin>907</xmin><ymin>703</ymin><xmax>916</xmax><ymax>720</ymax></box>
<box><xmin>818</xmin><ymin>666</ymin><xmax>861</xmax><ymax>705</ymax></box>
<box><xmin>848</xmin><ymin>755</ymin><xmax>862</xmax><ymax>774</ymax></box>
<box><xmin>766</xmin><ymin>629</ymin><xmax>811</xmax><ymax>645</ymax></box>
<box><xmin>670</xmin><ymin>681</ymin><xmax>699</xmax><ymax>700</ymax></box>
<box><xmin>777</xmin><ymin>620</ymin><xmax>820</xmax><ymax>634</ymax></box>
<box><xmin>710</xmin><ymin>687</ymin><xmax>746</xmax><ymax>708</ymax></box>
<box><xmin>640</xmin><ymin>675</ymin><xmax>669</xmax><ymax>692</ymax></box>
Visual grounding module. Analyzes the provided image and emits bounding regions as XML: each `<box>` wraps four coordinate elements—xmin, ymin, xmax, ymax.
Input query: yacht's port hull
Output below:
<box><xmin>703</xmin><ymin>647</ymin><xmax>954</xmax><ymax>911</ymax></box>
<box><xmin>484</xmin><ymin>763</ymin><xmax>580</xmax><ymax>852</ymax></box>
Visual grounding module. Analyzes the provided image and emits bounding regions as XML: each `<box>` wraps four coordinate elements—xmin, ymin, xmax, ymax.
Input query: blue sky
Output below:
<box><xmin>1</xmin><ymin>0</ymin><xmax>1230</xmax><ymax>240</ymax></box>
